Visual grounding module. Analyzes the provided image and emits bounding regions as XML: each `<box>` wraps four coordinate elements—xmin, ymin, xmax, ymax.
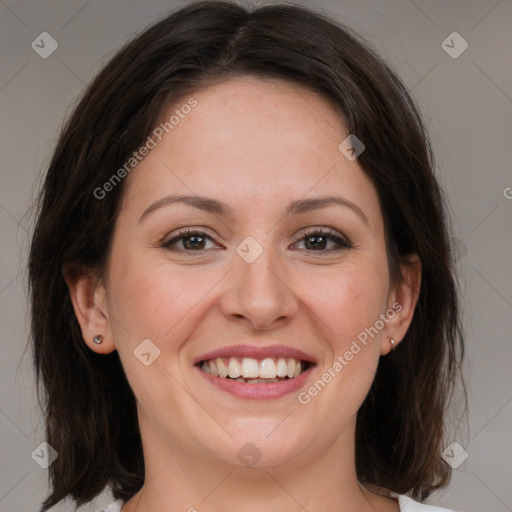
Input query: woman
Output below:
<box><xmin>28</xmin><ymin>2</ymin><xmax>466</xmax><ymax>511</ymax></box>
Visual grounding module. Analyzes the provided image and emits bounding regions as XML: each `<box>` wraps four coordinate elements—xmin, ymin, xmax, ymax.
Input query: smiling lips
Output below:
<box><xmin>201</xmin><ymin>356</ymin><xmax>307</xmax><ymax>383</ymax></box>
<box><xmin>195</xmin><ymin>344</ymin><xmax>315</xmax><ymax>389</ymax></box>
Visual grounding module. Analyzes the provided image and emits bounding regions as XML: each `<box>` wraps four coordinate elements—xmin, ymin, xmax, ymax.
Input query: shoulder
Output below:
<box><xmin>398</xmin><ymin>494</ymin><xmax>459</xmax><ymax>511</ymax></box>
<box><xmin>101</xmin><ymin>499</ymin><xmax>124</xmax><ymax>512</ymax></box>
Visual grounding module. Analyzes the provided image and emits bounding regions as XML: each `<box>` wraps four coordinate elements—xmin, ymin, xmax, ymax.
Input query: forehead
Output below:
<box><xmin>120</xmin><ymin>76</ymin><xmax>381</xmax><ymax>231</ymax></box>
<box><xmin>169</xmin><ymin>76</ymin><xmax>346</xmax><ymax>165</ymax></box>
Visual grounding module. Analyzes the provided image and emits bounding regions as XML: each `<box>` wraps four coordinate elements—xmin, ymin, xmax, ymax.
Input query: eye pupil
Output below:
<box><xmin>306</xmin><ymin>235</ymin><xmax>327</xmax><ymax>250</ymax></box>
<box><xmin>184</xmin><ymin>235</ymin><xmax>205</xmax><ymax>249</ymax></box>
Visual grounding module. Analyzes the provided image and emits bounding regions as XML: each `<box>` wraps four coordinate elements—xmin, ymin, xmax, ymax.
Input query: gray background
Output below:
<box><xmin>1</xmin><ymin>0</ymin><xmax>511</xmax><ymax>511</ymax></box>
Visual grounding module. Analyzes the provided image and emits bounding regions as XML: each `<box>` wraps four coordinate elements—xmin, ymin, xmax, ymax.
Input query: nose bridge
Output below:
<box><xmin>241</xmin><ymin>240</ymin><xmax>282</xmax><ymax>292</ymax></box>
<box><xmin>221</xmin><ymin>233</ymin><xmax>297</xmax><ymax>329</ymax></box>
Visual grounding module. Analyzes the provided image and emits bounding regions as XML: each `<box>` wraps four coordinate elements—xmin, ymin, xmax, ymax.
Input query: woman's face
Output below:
<box><xmin>77</xmin><ymin>76</ymin><xmax>418</xmax><ymax>471</ymax></box>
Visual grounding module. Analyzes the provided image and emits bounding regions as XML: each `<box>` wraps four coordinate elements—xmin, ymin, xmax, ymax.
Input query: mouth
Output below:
<box><xmin>198</xmin><ymin>356</ymin><xmax>311</xmax><ymax>383</ymax></box>
<box><xmin>193</xmin><ymin>345</ymin><xmax>316</xmax><ymax>399</ymax></box>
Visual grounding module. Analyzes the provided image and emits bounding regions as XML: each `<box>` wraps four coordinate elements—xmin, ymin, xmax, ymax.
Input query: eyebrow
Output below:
<box><xmin>139</xmin><ymin>194</ymin><xmax>369</xmax><ymax>226</ymax></box>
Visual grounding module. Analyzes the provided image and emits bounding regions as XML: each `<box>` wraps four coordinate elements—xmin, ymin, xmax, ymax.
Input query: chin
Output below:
<box><xmin>200</xmin><ymin>418</ymin><xmax>310</xmax><ymax>469</ymax></box>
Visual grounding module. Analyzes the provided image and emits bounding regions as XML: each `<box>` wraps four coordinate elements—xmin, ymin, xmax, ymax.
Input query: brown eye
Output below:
<box><xmin>294</xmin><ymin>229</ymin><xmax>352</xmax><ymax>252</ymax></box>
<box><xmin>162</xmin><ymin>229</ymin><xmax>218</xmax><ymax>251</ymax></box>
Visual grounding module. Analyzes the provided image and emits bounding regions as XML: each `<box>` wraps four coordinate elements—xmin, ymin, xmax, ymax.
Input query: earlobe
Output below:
<box><xmin>381</xmin><ymin>254</ymin><xmax>422</xmax><ymax>355</ymax></box>
<box><xmin>63</xmin><ymin>266</ymin><xmax>116</xmax><ymax>354</ymax></box>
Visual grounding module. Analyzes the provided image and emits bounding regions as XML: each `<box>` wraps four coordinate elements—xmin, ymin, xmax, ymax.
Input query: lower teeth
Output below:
<box><xmin>233</xmin><ymin>377</ymin><xmax>288</xmax><ymax>384</ymax></box>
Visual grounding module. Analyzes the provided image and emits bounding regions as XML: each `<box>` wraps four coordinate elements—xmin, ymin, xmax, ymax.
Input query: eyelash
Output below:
<box><xmin>162</xmin><ymin>227</ymin><xmax>352</xmax><ymax>254</ymax></box>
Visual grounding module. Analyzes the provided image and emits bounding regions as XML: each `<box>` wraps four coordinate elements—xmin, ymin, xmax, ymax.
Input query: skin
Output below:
<box><xmin>66</xmin><ymin>76</ymin><xmax>421</xmax><ymax>512</ymax></box>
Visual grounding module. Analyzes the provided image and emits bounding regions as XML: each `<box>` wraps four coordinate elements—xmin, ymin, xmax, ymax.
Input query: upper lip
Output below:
<box><xmin>194</xmin><ymin>344</ymin><xmax>317</xmax><ymax>365</ymax></box>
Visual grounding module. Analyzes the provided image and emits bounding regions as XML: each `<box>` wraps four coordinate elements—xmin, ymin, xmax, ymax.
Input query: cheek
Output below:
<box><xmin>108</xmin><ymin>260</ymin><xmax>172</xmax><ymax>338</ymax></box>
<box><xmin>296</xmin><ymin>261</ymin><xmax>388</xmax><ymax>430</ymax></box>
<box><xmin>106</xmin><ymin>257</ymin><xmax>204</xmax><ymax>414</ymax></box>
<box><xmin>107</xmin><ymin>251</ymin><xmax>221</xmax><ymax>355</ymax></box>
<box><xmin>303</xmin><ymin>260</ymin><xmax>388</xmax><ymax>351</ymax></box>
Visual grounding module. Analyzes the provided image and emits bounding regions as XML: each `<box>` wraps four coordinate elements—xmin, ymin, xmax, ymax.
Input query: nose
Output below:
<box><xmin>219</xmin><ymin>241</ymin><xmax>298</xmax><ymax>331</ymax></box>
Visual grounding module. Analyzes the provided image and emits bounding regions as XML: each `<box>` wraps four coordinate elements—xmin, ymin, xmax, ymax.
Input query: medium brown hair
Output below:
<box><xmin>28</xmin><ymin>1</ymin><xmax>466</xmax><ymax>510</ymax></box>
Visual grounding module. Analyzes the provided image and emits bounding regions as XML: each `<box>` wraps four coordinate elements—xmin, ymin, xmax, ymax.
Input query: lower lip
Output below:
<box><xmin>196</xmin><ymin>365</ymin><xmax>313</xmax><ymax>399</ymax></box>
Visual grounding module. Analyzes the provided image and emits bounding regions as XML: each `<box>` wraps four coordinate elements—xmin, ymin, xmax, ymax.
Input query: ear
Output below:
<box><xmin>380</xmin><ymin>253</ymin><xmax>422</xmax><ymax>355</ymax></box>
<box><xmin>63</xmin><ymin>265</ymin><xmax>116</xmax><ymax>354</ymax></box>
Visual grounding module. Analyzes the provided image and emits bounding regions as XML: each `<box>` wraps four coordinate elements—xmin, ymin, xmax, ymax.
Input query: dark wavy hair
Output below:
<box><xmin>28</xmin><ymin>1</ymin><xmax>466</xmax><ymax>510</ymax></box>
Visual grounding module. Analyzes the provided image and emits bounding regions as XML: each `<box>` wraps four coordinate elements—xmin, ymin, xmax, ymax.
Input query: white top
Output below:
<box><xmin>101</xmin><ymin>494</ymin><xmax>458</xmax><ymax>511</ymax></box>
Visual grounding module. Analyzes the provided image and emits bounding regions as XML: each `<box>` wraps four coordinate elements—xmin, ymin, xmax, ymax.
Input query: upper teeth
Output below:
<box><xmin>201</xmin><ymin>357</ymin><xmax>304</xmax><ymax>379</ymax></box>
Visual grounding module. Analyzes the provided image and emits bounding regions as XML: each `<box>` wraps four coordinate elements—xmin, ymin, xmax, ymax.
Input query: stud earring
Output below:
<box><xmin>390</xmin><ymin>338</ymin><xmax>396</xmax><ymax>350</ymax></box>
<box><xmin>93</xmin><ymin>335</ymin><xmax>103</xmax><ymax>344</ymax></box>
